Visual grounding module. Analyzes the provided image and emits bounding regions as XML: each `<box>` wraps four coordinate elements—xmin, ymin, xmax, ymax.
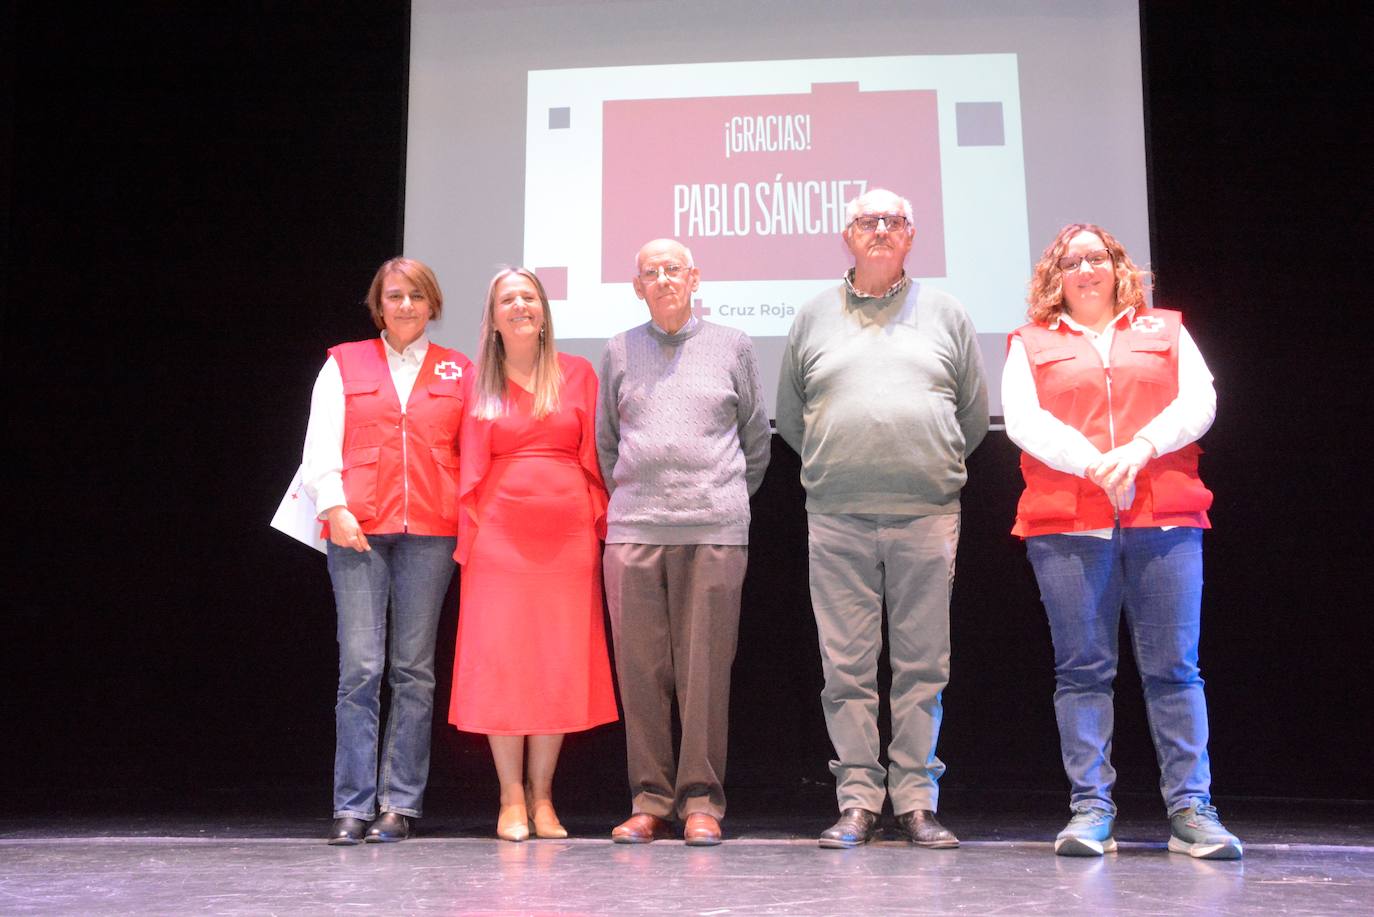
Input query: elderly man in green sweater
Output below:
<box><xmin>597</xmin><ymin>239</ymin><xmax>771</xmax><ymax>846</ymax></box>
<box><xmin>777</xmin><ymin>188</ymin><xmax>988</xmax><ymax>849</ymax></box>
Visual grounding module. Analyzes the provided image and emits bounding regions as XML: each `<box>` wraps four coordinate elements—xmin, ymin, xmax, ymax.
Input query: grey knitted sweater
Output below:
<box><xmin>596</xmin><ymin>319</ymin><xmax>771</xmax><ymax>545</ymax></box>
<box><xmin>775</xmin><ymin>280</ymin><xmax>989</xmax><ymax>515</ymax></box>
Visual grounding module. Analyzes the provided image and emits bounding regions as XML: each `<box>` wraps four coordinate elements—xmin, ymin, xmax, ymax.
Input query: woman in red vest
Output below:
<box><xmin>301</xmin><ymin>258</ymin><xmax>472</xmax><ymax>845</ymax></box>
<box><xmin>448</xmin><ymin>267</ymin><xmax>617</xmax><ymax>841</ymax></box>
<box><xmin>1003</xmin><ymin>224</ymin><xmax>1242</xmax><ymax>860</ymax></box>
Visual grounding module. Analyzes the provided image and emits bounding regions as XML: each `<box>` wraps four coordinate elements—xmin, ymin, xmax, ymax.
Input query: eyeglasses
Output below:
<box><xmin>848</xmin><ymin>213</ymin><xmax>909</xmax><ymax>233</ymax></box>
<box><xmin>637</xmin><ymin>263</ymin><xmax>691</xmax><ymax>284</ymax></box>
<box><xmin>1057</xmin><ymin>250</ymin><xmax>1112</xmax><ymax>272</ymax></box>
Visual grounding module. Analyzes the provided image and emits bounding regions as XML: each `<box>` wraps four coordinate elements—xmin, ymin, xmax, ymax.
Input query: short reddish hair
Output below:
<box><xmin>365</xmin><ymin>257</ymin><xmax>444</xmax><ymax>330</ymax></box>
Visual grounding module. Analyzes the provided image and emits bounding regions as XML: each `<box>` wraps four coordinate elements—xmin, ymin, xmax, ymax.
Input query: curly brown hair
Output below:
<box><xmin>1026</xmin><ymin>223</ymin><xmax>1151</xmax><ymax>324</ymax></box>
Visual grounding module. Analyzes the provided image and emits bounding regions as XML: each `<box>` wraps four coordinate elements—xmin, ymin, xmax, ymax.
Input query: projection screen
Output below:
<box><xmin>404</xmin><ymin>0</ymin><xmax>1151</xmax><ymax>418</ymax></box>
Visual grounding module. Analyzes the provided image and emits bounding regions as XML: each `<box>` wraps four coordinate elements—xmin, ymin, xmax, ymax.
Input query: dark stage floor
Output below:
<box><xmin>3</xmin><ymin>795</ymin><xmax>1371</xmax><ymax>915</ymax></box>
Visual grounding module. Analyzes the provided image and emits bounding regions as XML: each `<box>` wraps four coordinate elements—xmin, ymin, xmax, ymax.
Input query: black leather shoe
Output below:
<box><xmin>365</xmin><ymin>812</ymin><xmax>411</xmax><ymax>843</ymax></box>
<box><xmin>895</xmin><ymin>809</ymin><xmax>959</xmax><ymax>848</ymax></box>
<box><xmin>819</xmin><ymin>808</ymin><xmax>880</xmax><ymax>848</ymax></box>
<box><xmin>328</xmin><ymin>817</ymin><xmax>367</xmax><ymax>846</ymax></box>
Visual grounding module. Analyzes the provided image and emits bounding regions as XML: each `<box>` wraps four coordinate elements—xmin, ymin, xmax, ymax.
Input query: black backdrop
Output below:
<box><xmin>8</xmin><ymin>3</ymin><xmax>1369</xmax><ymax>815</ymax></box>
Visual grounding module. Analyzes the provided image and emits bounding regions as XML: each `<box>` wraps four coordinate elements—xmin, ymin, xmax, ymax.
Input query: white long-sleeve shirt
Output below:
<box><xmin>301</xmin><ymin>332</ymin><xmax>430</xmax><ymax>518</ymax></box>
<box><xmin>1001</xmin><ymin>310</ymin><xmax>1216</xmax><ymax>536</ymax></box>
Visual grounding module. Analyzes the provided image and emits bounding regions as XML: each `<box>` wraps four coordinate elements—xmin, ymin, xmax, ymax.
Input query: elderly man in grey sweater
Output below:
<box><xmin>776</xmin><ymin>189</ymin><xmax>988</xmax><ymax>849</ymax></box>
<box><xmin>597</xmin><ymin>238</ymin><xmax>771</xmax><ymax>847</ymax></box>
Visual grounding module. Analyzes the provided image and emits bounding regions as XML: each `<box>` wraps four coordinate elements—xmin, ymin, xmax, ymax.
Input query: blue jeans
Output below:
<box><xmin>1026</xmin><ymin>526</ymin><xmax>1211</xmax><ymax>816</ymax></box>
<box><xmin>327</xmin><ymin>533</ymin><xmax>456</xmax><ymax>819</ymax></box>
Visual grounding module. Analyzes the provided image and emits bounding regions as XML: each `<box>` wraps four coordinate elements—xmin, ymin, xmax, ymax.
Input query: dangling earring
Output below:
<box><xmin>539</xmin><ymin>325</ymin><xmax>546</xmax><ymax>343</ymax></box>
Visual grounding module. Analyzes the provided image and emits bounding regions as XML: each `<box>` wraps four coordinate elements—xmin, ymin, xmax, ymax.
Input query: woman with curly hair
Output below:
<box><xmin>1002</xmin><ymin>224</ymin><xmax>1242</xmax><ymax>860</ymax></box>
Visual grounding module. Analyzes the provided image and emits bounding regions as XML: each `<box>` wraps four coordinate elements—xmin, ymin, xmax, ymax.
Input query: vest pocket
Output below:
<box><xmin>426</xmin><ymin>379</ymin><xmax>461</xmax><ymax>397</ymax></box>
<box><xmin>1145</xmin><ymin>446</ymin><xmax>1214</xmax><ymax>513</ymax></box>
<box><xmin>1032</xmin><ymin>347</ymin><xmax>1080</xmax><ymax>399</ymax></box>
<box><xmin>426</xmin><ymin>384</ymin><xmax>465</xmax><ymax>439</ymax></box>
<box><xmin>1125</xmin><ymin>338</ymin><xmax>1175</xmax><ymax>387</ymax></box>
<box><xmin>341</xmin><ymin>445</ymin><xmax>381</xmax><ymax>521</ymax></box>
<box><xmin>1128</xmin><ymin>339</ymin><xmax>1171</xmax><ymax>351</ymax></box>
<box><xmin>1016</xmin><ymin>460</ymin><xmax>1079</xmax><ymax>523</ymax></box>
<box><xmin>430</xmin><ymin>445</ymin><xmax>460</xmax><ymax>521</ymax></box>
<box><xmin>342</xmin><ymin>378</ymin><xmax>382</xmax><ymax>395</ymax></box>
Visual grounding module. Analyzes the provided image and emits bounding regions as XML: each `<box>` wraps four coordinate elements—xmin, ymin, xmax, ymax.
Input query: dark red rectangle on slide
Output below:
<box><xmin>602</xmin><ymin>82</ymin><xmax>946</xmax><ymax>283</ymax></box>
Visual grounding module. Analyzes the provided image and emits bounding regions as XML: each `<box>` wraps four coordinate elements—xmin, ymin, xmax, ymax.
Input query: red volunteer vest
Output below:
<box><xmin>326</xmin><ymin>338</ymin><xmax>471</xmax><ymax>537</ymax></box>
<box><xmin>1009</xmin><ymin>308</ymin><xmax>1212</xmax><ymax>537</ymax></box>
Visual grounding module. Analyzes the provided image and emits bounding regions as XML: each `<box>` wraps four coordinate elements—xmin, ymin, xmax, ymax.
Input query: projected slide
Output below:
<box><xmin>524</xmin><ymin>55</ymin><xmax>1031</xmax><ymax>338</ymax></box>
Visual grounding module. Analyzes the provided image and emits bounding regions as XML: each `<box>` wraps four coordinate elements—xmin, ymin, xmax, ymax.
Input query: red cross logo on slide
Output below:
<box><xmin>1131</xmin><ymin>315</ymin><xmax>1164</xmax><ymax>334</ymax></box>
<box><xmin>434</xmin><ymin>361</ymin><xmax>463</xmax><ymax>380</ymax></box>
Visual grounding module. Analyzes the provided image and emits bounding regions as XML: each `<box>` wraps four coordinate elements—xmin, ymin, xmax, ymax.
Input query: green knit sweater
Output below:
<box><xmin>776</xmin><ymin>280</ymin><xmax>988</xmax><ymax>515</ymax></box>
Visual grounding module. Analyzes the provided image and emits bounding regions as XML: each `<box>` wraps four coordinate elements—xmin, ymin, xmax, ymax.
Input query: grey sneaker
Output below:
<box><xmin>1054</xmin><ymin>807</ymin><xmax>1117</xmax><ymax>856</ymax></box>
<box><xmin>1168</xmin><ymin>804</ymin><xmax>1243</xmax><ymax>860</ymax></box>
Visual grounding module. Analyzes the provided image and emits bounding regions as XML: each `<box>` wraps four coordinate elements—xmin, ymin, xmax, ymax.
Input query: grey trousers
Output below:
<box><xmin>807</xmin><ymin>512</ymin><xmax>960</xmax><ymax>815</ymax></box>
<box><xmin>604</xmin><ymin>543</ymin><xmax>747</xmax><ymax>820</ymax></box>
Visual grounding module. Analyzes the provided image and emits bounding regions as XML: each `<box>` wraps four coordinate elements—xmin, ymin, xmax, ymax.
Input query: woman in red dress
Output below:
<box><xmin>449</xmin><ymin>267</ymin><xmax>618</xmax><ymax>841</ymax></box>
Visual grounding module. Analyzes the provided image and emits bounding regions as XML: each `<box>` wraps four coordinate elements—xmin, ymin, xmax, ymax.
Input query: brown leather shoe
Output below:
<box><xmin>895</xmin><ymin>809</ymin><xmax>959</xmax><ymax>848</ymax></box>
<box><xmin>611</xmin><ymin>813</ymin><xmax>673</xmax><ymax>844</ymax></box>
<box><xmin>683</xmin><ymin>813</ymin><xmax>722</xmax><ymax>846</ymax></box>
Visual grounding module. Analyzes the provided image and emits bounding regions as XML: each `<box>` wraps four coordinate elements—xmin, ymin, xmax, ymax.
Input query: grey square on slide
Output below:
<box><xmin>955</xmin><ymin>102</ymin><xmax>1004</xmax><ymax>146</ymax></box>
<box><xmin>548</xmin><ymin>107</ymin><xmax>570</xmax><ymax>129</ymax></box>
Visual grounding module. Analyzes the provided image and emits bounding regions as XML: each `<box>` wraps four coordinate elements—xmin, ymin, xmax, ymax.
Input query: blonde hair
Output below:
<box><xmin>1026</xmin><ymin>223</ymin><xmax>1152</xmax><ymax>325</ymax></box>
<box><xmin>471</xmin><ymin>267</ymin><xmax>563</xmax><ymax>420</ymax></box>
<box><xmin>365</xmin><ymin>257</ymin><xmax>443</xmax><ymax>330</ymax></box>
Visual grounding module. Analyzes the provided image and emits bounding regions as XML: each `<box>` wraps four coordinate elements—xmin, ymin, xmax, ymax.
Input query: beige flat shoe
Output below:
<box><xmin>497</xmin><ymin>804</ymin><xmax>529</xmax><ymax>842</ymax></box>
<box><xmin>529</xmin><ymin>800</ymin><xmax>568</xmax><ymax>839</ymax></box>
<box><xmin>524</xmin><ymin>786</ymin><xmax>568</xmax><ymax>839</ymax></box>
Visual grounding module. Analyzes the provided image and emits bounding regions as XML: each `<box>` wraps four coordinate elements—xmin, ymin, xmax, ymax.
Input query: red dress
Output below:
<box><xmin>448</xmin><ymin>354</ymin><xmax>618</xmax><ymax>735</ymax></box>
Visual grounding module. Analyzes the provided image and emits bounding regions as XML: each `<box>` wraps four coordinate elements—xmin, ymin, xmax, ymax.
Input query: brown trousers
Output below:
<box><xmin>603</xmin><ymin>543</ymin><xmax>747</xmax><ymax>820</ymax></box>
